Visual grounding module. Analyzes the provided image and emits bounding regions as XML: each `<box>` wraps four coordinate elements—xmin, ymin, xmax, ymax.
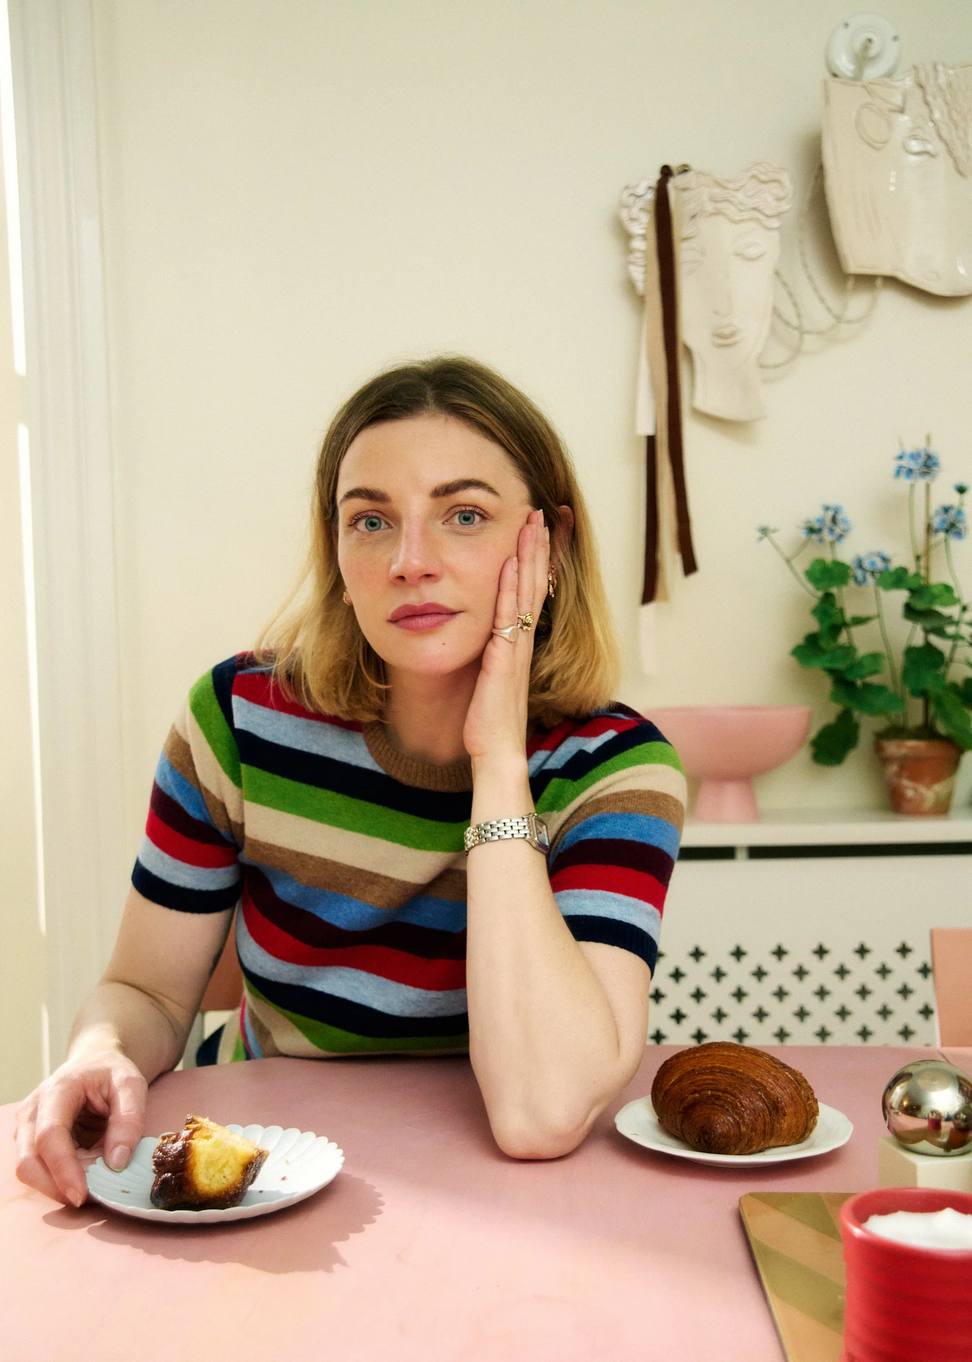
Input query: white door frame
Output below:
<box><xmin>9</xmin><ymin>0</ymin><xmax>127</xmax><ymax>1064</ymax></box>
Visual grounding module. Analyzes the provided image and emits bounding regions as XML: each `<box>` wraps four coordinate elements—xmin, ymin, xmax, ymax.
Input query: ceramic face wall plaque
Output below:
<box><xmin>674</xmin><ymin>163</ymin><xmax>793</xmax><ymax>422</ymax></box>
<box><xmin>823</xmin><ymin>65</ymin><xmax>972</xmax><ymax>297</ymax></box>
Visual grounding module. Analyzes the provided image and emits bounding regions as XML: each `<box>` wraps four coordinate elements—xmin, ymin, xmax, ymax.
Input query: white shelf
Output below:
<box><xmin>682</xmin><ymin>810</ymin><xmax>972</xmax><ymax>848</ymax></box>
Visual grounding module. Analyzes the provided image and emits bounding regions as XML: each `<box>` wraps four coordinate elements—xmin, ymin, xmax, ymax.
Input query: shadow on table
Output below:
<box><xmin>42</xmin><ymin>1173</ymin><xmax>383</xmax><ymax>1274</ymax></box>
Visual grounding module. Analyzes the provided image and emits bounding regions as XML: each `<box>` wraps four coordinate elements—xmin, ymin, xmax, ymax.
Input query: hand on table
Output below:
<box><xmin>462</xmin><ymin>508</ymin><xmax>550</xmax><ymax>765</ymax></box>
<box><xmin>14</xmin><ymin>1050</ymin><xmax>147</xmax><ymax>1207</ymax></box>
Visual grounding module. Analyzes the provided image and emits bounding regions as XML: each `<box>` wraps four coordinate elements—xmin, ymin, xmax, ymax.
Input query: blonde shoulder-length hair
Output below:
<box><xmin>256</xmin><ymin>356</ymin><xmax>619</xmax><ymax>729</ymax></box>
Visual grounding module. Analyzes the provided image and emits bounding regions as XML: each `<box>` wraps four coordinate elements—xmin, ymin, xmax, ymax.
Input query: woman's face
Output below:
<box><xmin>335</xmin><ymin>413</ymin><xmax>535</xmax><ymax>678</ymax></box>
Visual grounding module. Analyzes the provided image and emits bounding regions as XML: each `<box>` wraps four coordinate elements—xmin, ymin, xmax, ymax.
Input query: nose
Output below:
<box><xmin>389</xmin><ymin>518</ymin><xmax>442</xmax><ymax>586</ymax></box>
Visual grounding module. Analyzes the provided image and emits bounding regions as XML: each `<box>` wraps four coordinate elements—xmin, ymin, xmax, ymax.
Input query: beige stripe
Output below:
<box><xmin>184</xmin><ymin>704</ymin><xmax>246</xmax><ymax>831</ymax></box>
<box><xmin>245</xmin><ymin>990</ymin><xmax>468</xmax><ymax>1058</ymax></box>
<box><xmin>553</xmin><ymin>788</ymin><xmax>685</xmax><ymax>851</ymax></box>
<box><xmin>770</xmin><ymin>1296</ymin><xmax>844</xmax><ymax>1362</ymax></box>
<box><xmin>242</xmin><ymin>836</ymin><xmax>467</xmax><ymax>910</ymax></box>
<box><xmin>216</xmin><ymin>1008</ymin><xmax>243</xmax><ymax>1063</ymax></box>
<box><xmin>544</xmin><ymin>764</ymin><xmax>686</xmax><ymax>846</ymax></box>
<box><xmin>744</xmin><ymin>1199</ymin><xmax>846</xmax><ymax>1286</ymax></box>
<box><xmin>243</xmin><ymin>801</ymin><xmax>465</xmax><ymax>882</ymax></box>
<box><xmin>162</xmin><ymin>723</ymin><xmax>241</xmax><ymax>842</ymax></box>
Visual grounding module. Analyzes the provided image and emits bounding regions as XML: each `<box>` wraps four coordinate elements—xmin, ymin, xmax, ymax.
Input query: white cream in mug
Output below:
<box><xmin>863</xmin><ymin>1208</ymin><xmax>972</xmax><ymax>1251</ymax></box>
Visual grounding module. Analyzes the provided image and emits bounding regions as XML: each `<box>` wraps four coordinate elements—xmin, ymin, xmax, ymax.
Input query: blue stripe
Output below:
<box><xmin>528</xmin><ymin>726</ymin><xmax>618</xmax><ymax>774</ymax></box>
<box><xmin>241</xmin><ymin>1006</ymin><xmax>265</xmax><ymax>1059</ymax></box>
<box><xmin>242</xmin><ymin>858</ymin><xmax>467</xmax><ymax>934</ymax></box>
<box><xmin>137</xmin><ymin>836</ymin><xmax>242</xmax><ymax>892</ymax></box>
<box><xmin>553</xmin><ymin>811</ymin><xmax>680</xmax><ymax>860</ymax></box>
<box><xmin>237</xmin><ymin>925</ymin><xmax>468</xmax><ymax>1019</ymax></box>
<box><xmin>154</xmin><ymin>753</ymin><xmax>222</xmax><ymax>831</ymax></box>
<box><xmin>554</xmin><ymin>888</ymin><xmax>661</xmax><ymax>941</ymax></box>
<box><xmin>232</xmin><ymin>696</ymin><xmax>384</xmax><ymax>772</ymax></box>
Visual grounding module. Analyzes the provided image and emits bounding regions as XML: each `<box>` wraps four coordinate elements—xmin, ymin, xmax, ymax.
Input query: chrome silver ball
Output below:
<box><xmin>883</xmin><ymin>1060</ymin><xmax>972</xmax><ymax>1157</ymax></box>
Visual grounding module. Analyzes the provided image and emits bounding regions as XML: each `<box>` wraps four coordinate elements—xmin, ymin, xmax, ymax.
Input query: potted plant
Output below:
<box><xmin>759</xmin><ymin>444</ymin><xmax>972</xmax><ymax>815</ymax></box>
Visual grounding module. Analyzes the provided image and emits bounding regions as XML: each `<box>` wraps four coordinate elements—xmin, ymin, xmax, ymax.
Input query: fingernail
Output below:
<box><xmin>107</xmin><ymin>1144</ymin><xmax>130</xmax><ymax>1171</ymax></box>
<box><xmin>70</xmin><ymin>1188</ymin><xmax>85</xmax><ymax>1208</ymax></box>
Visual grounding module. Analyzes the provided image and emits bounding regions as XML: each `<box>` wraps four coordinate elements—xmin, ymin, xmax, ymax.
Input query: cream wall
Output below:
<box><xmin>91</xmin><ymin>0</ymin><xmax>972</xmax><ymax>860</ymax></box>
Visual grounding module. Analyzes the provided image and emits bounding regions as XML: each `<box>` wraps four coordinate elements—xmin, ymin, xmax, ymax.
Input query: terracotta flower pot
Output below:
<box><xmin>874</xmin><ymin>736</ymin><xmax>962</xmax><ymax>816</ymax></box>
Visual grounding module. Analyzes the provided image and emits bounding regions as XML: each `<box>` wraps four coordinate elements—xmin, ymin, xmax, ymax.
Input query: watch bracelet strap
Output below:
<box><xmin>463</xmin><ymin>814</ymin><xmax>546</xmax><ymax>853</ymax></box>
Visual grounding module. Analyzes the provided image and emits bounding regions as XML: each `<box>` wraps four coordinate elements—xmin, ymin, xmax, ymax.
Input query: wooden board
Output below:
<box><xmin>739</xmin><ymin>1193</ymin><xmax>853</xmax><ymax>1362</ymax></box>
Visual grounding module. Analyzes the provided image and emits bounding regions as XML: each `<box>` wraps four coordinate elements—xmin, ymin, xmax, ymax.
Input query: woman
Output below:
<box><xmin>16</xmin><ymin>357</ymin><xmax>684</xmax><ymax>1206</ymax></box>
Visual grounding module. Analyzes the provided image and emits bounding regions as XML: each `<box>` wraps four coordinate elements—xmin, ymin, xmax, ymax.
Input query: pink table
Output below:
<box><xmin>0</xmin><ymin>1046</ymin><xmax>939</xmax><ymax>1362</ymax></box>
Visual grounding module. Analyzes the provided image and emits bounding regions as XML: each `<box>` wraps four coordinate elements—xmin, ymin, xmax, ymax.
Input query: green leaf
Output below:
<box><xmin>829</xmin><ymin>678</ymin><xmax>906</xmax><ymax>716</ymax></box>
<box><xmin>902</xmin><ymin>642</ymin><xmax>947</xmax><ymax>695</ymax></box>
<box><xmin>848</xmin><ymin>614</ymin><xmax>877</xmax><ymax>627</ymax></box>
<box><xmin>956</xmin><ymin>677</ymin><xmax>972</xmax><ymax>707</ymax></box>
<box><xmin>877</xmin><ymin>567</ymin><xmax>924</xmax><ymax>591</ymax></box>
<box><xmin>810</xmin><ymin>592</ymin><xmax>847</xmax><ymax>646</ymax></box>
<box><xmin>909</xmin><ymin>582</ymin><xmax>960</xmax><ymax>610</ymax></box>
<box><xmin>805</xmin><ymin>558</ymin><xmax>852</xmax><ymax>591</ymax></box>
<box><xmin>791</xmin><ymin>638</ymin><xmax>856</xmax><ymax>672</ymax></box>
<box><xmin>903</xmin><ymin>604</ymin><xmax>955</xmax><ymax>636</ymax></box>
<box><xmin>843</xmin><ymin>651</ymin><xmax>885</xmax><ymax>680</ymax></box>
<box><xmin>810</xmin><ymin>709</ymin><xmax>859</xmax><ymax>766</ymax></box>
<box><xmin>930</xmin><ymin>687</ymin><xmax>972</xmax><ymax>750</ymax></box>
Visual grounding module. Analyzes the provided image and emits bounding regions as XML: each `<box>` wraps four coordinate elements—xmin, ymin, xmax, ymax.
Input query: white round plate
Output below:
<box><xmin>615</xmin><ymin>1098</ymin><xmax>852</xmax><ymax>1167</ymax></box>
<box><xmin>85</xmin><ymin>1124</ymin><xmax>344</xmax><ymax>1223</ymax></box>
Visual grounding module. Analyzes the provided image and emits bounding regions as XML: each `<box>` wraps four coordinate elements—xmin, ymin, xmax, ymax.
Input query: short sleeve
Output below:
<box><xmin>132</xmin><ymin>657</ymin><xmax>245</xmax><ymax>913</ymax></box>
<box><xmin>533</xmin><ymin>709</ymin><xmax>685</xmax><ymax>975</ymax></box>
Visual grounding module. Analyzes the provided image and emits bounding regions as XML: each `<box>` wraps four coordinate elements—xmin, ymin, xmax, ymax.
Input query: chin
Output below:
<box><xmin>372</xmin><ymin>628</ymin><xmax>488</xmax><ymax>678</ymax></box>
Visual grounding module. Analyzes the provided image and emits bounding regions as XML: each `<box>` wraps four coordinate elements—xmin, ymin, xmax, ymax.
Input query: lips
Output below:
<box><xmin>388</xmin><ymin>602</ymin><xmax>460</xmax><ymax>632</ymax></box>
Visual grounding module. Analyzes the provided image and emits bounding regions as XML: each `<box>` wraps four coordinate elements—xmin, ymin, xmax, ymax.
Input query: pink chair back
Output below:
<box><xmin>931</xmin><ymin>928</ymin><xmax>972</xmax><ymax>1046</ymax></box>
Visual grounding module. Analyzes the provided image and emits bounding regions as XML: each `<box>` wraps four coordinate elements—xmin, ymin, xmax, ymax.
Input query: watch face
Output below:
<box><xmin>533</xmin><ymin>817</ymin><xmax>550</xmax><ymax>853</ymax></box>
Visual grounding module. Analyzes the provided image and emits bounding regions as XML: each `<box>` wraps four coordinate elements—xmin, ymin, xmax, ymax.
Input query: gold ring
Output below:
<box><xmin>492</xmin><ymin>623</ymin><xmax>518</xmax><ymax>642</ymax></box>
<box><xmin>516</xmin><ymin>613</ymin><xmax>533</xmax><ymax>631</ymax></box>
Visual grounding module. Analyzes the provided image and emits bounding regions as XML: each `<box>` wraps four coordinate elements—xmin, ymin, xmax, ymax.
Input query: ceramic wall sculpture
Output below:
<box><xmin>621</xmin><ymin>161</ymin><xmax>793</xmax><ymax>425</ymax></box>
<box><xmin>823</xmin><ymin>64</ymin><xmax>972</xmax><ymax>296</ymax></box>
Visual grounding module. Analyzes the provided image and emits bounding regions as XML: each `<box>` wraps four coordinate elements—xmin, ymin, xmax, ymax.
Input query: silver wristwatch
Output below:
<box><xmin>463</xmin><ymin>812</ymin><xmax>550</xmax><ymax>855</ymax></box>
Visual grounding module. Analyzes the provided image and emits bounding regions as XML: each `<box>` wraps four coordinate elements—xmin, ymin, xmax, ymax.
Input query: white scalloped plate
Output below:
<box><xmin>85</xmin><ymin>1124</ymin><xmax>344</xmax><ymax>1223</ymax></box>
<box><xmin>615</xmin><ymin>1098</ymin><xmax>853</xmax><ymax>1167</ymax></box>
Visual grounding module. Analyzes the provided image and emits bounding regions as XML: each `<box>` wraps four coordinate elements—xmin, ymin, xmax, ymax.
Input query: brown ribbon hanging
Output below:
<box><xmin>641</xmin><ymin>165</ymin><xmax>698</xmax><ymax>604</ymax></box>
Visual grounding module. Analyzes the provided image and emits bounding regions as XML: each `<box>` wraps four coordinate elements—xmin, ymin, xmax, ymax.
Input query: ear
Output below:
<box><xmin>552</xmin><ymin>505</ymin><xmax>574</xmax><ymax>564</ymax></box>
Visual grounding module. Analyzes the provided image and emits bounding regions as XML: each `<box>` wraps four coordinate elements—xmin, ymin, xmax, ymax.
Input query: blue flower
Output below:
<box><xmin>931</xmin><ymin>505</ymin><xmax>967</xmax><ymax>541</ymax></box>
<box><xmin>851</xmin><ymin>550</ymin><xmax>892</xmax><ymax>586</ymax></box>
<box><xmin>802</xmin><ymin>504</ymin><xmax>852</xmax><ymax>544</ymax></box>
<box><xmin>895</xmin><ymin>447</ymin><xmax>940</xmax><ymax>482</ymax></box>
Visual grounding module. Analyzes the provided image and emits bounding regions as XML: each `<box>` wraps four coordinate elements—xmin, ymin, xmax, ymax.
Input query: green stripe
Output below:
<box><xmin>243</xmin><ymin>765</ymin><xmax>466</xmax><ymax>851</ymax></box>
<box><xmin>229</xmin><ymin>1032</ymin><xmax>247</xmax><ymax>1063</ymax></box>
<box><xmin>248</xmin><ymin>983</ymin><xmax>468</xmax><ymax>1054</ymax></box>
<box><xmin>536</xmin><ymin>743</ymin><xmax>683</xmax><ymax>815</ymax></box>
<box><xmin>748</xmin><ymin>1238</ymin><xmax>844</xmax><ymax>1333</ymax></box>
<box><xmin>189</xmin><ymin>670</ymin><xmax>242</xmax><ymax>788</ymax></box>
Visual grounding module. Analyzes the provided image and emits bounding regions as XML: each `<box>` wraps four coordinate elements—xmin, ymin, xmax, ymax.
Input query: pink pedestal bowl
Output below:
<box><xmin>645</xmin><ymin>705</ymin><xmax>813</xmax><ymax>822</ymax></box>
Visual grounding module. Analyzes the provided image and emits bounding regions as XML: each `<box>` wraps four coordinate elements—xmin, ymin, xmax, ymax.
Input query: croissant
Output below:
<box><xmin>150</xmin><ymin>1114</ymin><xmax>268</xmax><ymax>1210</ymax></box>
<box><xmin>650</xmin><ymin>1042</ymin><xmax>818</xmax><ymax>1155</ymax></box>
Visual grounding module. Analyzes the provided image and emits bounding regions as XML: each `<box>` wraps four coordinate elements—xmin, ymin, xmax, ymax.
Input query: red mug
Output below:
<box><xmin>840</xmin><ymin>1186</ymin><xmax>972</xmax><ymax>1359</ymax></box>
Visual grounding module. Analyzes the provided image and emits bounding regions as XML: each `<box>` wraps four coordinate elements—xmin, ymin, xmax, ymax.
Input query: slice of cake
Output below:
<box><xmin>150</xmin><ymin>1115</ymin><xmax>269</xmax><ymax>1211</ymax></box>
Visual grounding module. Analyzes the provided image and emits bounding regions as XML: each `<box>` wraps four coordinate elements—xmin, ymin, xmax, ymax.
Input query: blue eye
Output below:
<box><xmin>361</xmin><ymin>515</ymin><xmax>385</xmax><ymax>532</ymax></box>
<box><xmin>455</xmin><ymin>510</ymin><xmax>480</xmax><ymax>526</ymax></box>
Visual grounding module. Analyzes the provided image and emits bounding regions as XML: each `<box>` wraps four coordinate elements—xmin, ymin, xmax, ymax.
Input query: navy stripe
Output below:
<box><xmin>245</xmin><ymin>968</ymin><xmax>469</xmax><ymax>1039</ymax></box>
<box><xmin>564</xmin><ymin>914</ymin><xmax>658</xmax><ymax>973</ymax></box>
<box><xmin>211</xmin><ymin>655</ymin><xmax>240</xmax><ymax>735</ymax></box>
<box><xmin>236</xmin><ymin>727</ymin><xmax>474</xmax><ymax>823</ymax></box>
<box><xmin>247</xmin><ymin>867</ymin><xmax>467</xmax><ymax>959</ymax></box>
<box><xmin>132</xmin><ymin>861</ymin><xmax>239</xmax><ymax>914</ymax></box>
<box><xmin>150</xmin><ymin>781</ymin><xmax>235</xmax><ymax>849</ymax></box>
<box><xmin>550</xmin><ymin>837</ymin><xmax>674</xmax><ymax>885</ymax></box>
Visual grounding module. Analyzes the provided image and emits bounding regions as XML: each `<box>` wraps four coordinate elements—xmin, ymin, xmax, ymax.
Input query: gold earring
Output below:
<box><xmin>546</xmin><ymin>569</ymin><xmax>557</xmax><ymax>600</ymax></box>
<box><xmin>343</xmin><ymin>589</ymin><xmax>352</xmax><ymax>606</ymax></box>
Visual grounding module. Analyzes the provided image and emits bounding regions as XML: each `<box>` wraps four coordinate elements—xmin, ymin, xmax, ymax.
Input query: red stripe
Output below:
<box><xmin>550</xmin><ymin>862</ymin><xmax>665</xmax><ymax>908</ymax></box>
<box><xmin>146</xmin><ymin>808</ymin><xmax>238</xmax><ymax>870</ymax></box>
<box><xmin>527</xmin><ymin>713</ymin><xmax>638</xmax><ymax>757</ymax></box>
<box><xmin>233</xmin><ymin>669</ymin><xmax>361</xmax><ymax>728</ymax></box>
<box><xmin>241</xmin><ymin>895</ymin><xmax>466</xmax><ymax>991</ymax></box>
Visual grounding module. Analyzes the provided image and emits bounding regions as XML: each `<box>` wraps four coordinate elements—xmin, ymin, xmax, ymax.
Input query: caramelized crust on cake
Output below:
<box><xmin>150</xmin><ymin>1115</ymin><xmax>269</xmax><ymax>1210</ymax></box>
<box><xmin>650</xmin><ymin>1042</ymin><xmax>819</xmax><ymax>1155</ymax></box>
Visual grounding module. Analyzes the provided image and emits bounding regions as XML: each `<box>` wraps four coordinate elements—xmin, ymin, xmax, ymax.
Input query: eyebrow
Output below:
<box><xmin>338</xmin><ymin>477</ymin><xmax>501</xmax><ymax>507</ymax></box>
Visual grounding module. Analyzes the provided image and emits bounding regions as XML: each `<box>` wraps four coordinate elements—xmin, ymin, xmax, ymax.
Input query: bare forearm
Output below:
<box><xmin>68</xmin><ymin>980</ymin><xmax>192</xmax><ymax>1082</ymax></box>
<box><xmin>466</xmin><ymin>757</ymin><xmax>645</xmax><ymax>1157</ymax></box>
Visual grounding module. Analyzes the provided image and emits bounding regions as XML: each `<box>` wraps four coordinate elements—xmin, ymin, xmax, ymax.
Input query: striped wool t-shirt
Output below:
<box><xmin>133</xmin><ymin>654</ymin><xmax>685</xmax><ymax>1062</ymax></box>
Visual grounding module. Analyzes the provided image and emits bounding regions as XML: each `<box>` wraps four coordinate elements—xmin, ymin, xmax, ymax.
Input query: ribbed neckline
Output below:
<box><xmin>362</xmin><ymin>721</ymin><xmax>473</xmax><ymax>793</ymax></box>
